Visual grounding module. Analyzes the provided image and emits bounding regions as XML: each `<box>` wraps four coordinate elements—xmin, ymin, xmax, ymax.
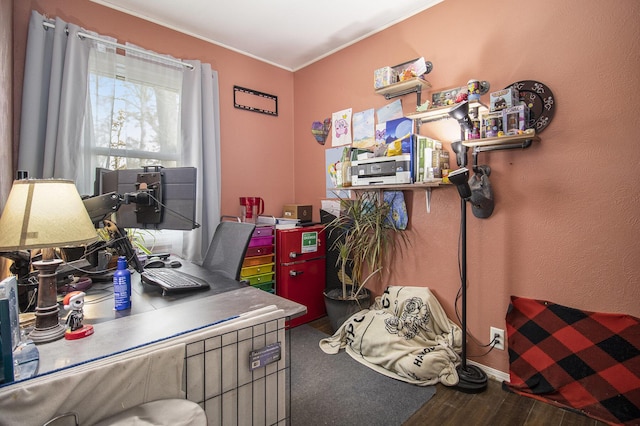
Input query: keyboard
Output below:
<box><xmin>140</xmin><ymin>269</ymin><xmax>210</xmax><ymax>293</ymax></box>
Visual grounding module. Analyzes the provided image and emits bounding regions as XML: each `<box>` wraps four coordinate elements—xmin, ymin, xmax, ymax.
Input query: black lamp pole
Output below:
<box><xmin>448</xmin><ymin>106</ymin><xmax>489</xmax><ymax>393</ymax></box>
<box><xmin>456</xmin><ymin>183</ymin><xmax>488</xmax><ymax>393</ymax></box>
<box><xmin>460</xmin><ymin>195</ymin><xmax>468</xmax><ymax>370</ymax></box>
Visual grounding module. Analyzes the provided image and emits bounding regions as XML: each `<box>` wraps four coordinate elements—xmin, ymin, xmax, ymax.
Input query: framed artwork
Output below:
<box><xmin>233</xmin><ymin>85</ymin><xmax>278</xmax><ymax>116</ymax></box>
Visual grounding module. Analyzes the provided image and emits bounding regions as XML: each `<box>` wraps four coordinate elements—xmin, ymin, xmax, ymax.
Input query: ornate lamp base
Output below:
<box><xmin>28</xmin><ymin>258</ymin><xmax>65</xmax><ymax>344</ymax></box>
<box><xmin>28</xmin><ymin>322</ymin><xmax>66</xmax><ymax>344</ymax></box>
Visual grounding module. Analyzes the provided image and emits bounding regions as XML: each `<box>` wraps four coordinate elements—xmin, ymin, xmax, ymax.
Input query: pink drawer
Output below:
<box><xmin>249</xmin><ymin>235</ymin><xmax>273</xmax><ymax>247</ymax></box>
<box><xmin>253</xmin><ymin>226</ymin><xmax>274</xmax><ymax>237</ymax></box>
<box><xmin>245</xmin><ymin>245</ymin><xmax>274</xmax><ymax>257</ymax></box>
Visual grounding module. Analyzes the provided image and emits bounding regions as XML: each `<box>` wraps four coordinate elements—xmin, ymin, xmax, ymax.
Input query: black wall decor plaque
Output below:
<box><xmin>233</xmin><ymin>85</ymin><xmax>278</xmax><ymax>116</ymax></box>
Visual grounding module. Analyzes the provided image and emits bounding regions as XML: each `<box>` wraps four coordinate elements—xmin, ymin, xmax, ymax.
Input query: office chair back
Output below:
<box><xmin>202</xmin><ymin>221</ymin><xmax>256</xmax><ymax>280</ymax></box>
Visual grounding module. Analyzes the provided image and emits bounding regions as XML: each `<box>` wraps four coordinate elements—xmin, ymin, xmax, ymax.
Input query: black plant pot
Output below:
<box><xmin>323</xmin><ymin>286</ymin><xmax>371</xmax><ymax>333</ymax></box>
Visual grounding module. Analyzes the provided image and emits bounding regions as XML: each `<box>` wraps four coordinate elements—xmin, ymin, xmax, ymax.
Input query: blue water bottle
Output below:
<box><xmin>114</xmin><ymin>256</ymin><xmax>131</xmax><ymax>311</ymax></box>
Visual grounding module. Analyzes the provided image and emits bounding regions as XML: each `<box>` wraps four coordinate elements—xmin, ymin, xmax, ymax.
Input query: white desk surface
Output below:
<box><xmin>8</xmin><ymin>262</ymin><xmax>306</xmax><ymax>384</ymax></box>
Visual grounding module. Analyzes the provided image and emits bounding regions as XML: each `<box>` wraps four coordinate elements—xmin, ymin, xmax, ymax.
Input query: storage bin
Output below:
<box><xmin>245</xmin><ymin>245</ymin><xmax>274</xmax><ymax>257</ymax></box>
<box><xmin>242</xmin><ymin>254</ymin><xmax>274</xmax><ymax>268</ymax></box>
<box><xmin>251</xmin><ymin>282</ymin><xmax>275</xmax><ymax>293</ymax></box>
<box><xmin>241</xmin><ymin>263</ymin><xmax>275</xmax><ymax>278</ymax></box>
<box><xmin>252</xmin><ymin>226</ymin><xmax>274</xmax><ymax>237</ymax></box>
<box><xmin>248</xmin><ymin>236</ymin><xmax>274</xmax><ymax>247</ymax></box>
<box><xmin>245</xmin><ymin>272</ymin><xmax>274</xmax><ymax>285</ymax></box>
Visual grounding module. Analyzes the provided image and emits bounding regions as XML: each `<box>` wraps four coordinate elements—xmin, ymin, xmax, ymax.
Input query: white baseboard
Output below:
<box><xmin>468</xmin><ymin>360</ymin><xmax>510</xmax><ymax>382</ymax></box>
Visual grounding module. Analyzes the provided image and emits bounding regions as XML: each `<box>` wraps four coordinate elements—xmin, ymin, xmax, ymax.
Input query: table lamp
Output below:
<box><xmin>0</xmin><ymin>179</ymin><xmax>98</xmax><ymax>344</ymax></box>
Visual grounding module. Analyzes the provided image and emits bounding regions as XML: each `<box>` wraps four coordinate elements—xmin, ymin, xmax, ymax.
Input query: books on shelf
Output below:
<box><xmin>415</xmin><ymin>135</ymin><xmax>446</xmax><ymax>183</ymax></box>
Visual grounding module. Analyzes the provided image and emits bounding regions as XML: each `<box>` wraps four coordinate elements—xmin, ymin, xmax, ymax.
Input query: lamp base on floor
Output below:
<box><xmin>456</xmin><ymin>364</ymin><xmax>488</xmax><ymax>393</ymax></box>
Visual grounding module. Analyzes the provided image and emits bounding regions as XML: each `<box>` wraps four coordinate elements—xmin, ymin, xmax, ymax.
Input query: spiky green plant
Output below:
<box><xmin>327</xmin><ymin>191</ymin><xmax>409</xmax><ymax>300</ymax></box>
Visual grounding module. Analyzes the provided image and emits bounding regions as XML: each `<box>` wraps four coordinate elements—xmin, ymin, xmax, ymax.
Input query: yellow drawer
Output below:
<box><xmin>244</xmin><ymin>272</ymin><xmax>274</xmax><ymax>285</ymax></box>
<box><xmin>240</xmin><ymin>263</ymin><xmax>275</xmax><ymax>278</ymax></box>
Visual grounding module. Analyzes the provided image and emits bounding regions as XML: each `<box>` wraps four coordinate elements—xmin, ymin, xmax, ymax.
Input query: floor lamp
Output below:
<box><xmin>0</xmin><ymin>179</ymin><xmax>98</xmax><ymax>344</ymax></box>
<box><xmin>448</xmin><ymin>101</ymin><xmax>489</xmax><ymax>393</ymax></box>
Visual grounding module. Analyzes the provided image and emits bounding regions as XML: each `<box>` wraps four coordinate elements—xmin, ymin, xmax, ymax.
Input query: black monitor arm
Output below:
<box><xmin>82</xmin><ymin>191</ymin><xmax>154</xmax><ymax>274</ymax></box>
<box><xmin>102</xmin><ymin>219</ymin><xmax>144</xmax><ymax>273</ymax></box>
<box><xmin>83</xmin><ymin>188</ymin><xmax>159</xmax><ymax>226</ymax></box>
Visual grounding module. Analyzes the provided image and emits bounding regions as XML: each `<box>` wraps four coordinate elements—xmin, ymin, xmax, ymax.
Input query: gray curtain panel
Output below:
<box><xmin>181</xmin><ymin>61</ymin><xmax>222</xmax><ymax>265</ymax></box>
<box><xmin>18</xmin><ymin>11</ymin><xmax>92</xmax><ymax>180</ymax></box>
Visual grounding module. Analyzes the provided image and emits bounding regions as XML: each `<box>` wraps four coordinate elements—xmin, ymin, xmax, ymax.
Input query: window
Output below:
<box><xmin>85</xmin><ymin>47</ymin><xmax>186</xmax><ymax>254</ymax></box>
<box><xmin>87</xmin><ymin>49</ymin><xmax>183</xmax><ymax>173</ymax></box>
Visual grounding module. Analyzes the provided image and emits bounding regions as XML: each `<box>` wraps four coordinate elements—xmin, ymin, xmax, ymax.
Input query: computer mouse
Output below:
<box><xmin>145</xmin><ymin>259</ymin><xmax>166</xmax><ymax>268</ymax></box>
<box><xmin>169</xmin><ymin>260</ymin><xmax>182</xmax><ymax>268</ymax></box>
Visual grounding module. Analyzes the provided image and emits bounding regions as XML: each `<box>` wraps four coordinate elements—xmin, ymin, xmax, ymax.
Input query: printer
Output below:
<box><xmin>351</xmin><ymin>154</ymin><xmax>412</xmax><ymax>186</ymax></box>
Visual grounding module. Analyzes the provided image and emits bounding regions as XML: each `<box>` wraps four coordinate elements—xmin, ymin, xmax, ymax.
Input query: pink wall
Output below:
<box><xmin>12</xmin><ymin>0</ymin><xmax>295</xmax><ymax>220</ymax></box>
<box><xmin>11</xmin><ymin>0</ymin><xmax>640</xmax><ymax>375</ymax></box>
<box><xmin>293</xmin><ymin>0</ymin><xmax>640</xmax><ymax>373</ymax></box>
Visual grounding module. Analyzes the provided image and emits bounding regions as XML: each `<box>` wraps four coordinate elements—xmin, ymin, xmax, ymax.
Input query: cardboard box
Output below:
<box><xmin>483</xmin><ymin>112</ymin><xmax>504</xmax><ymax>138</ymax></box>
<box><xmin>502</xmin><ymin>104</ymin><xmax>530</xmax><ymax>135</ymax></box>
<box><xmin>431</xmin><ymin>86</ymin><xmax>466</xmax><ymax>108</ymax></box>
<box><xmin>392</xmin><ymin>57</ymin><xmax>429</xmax><ymax>81</ymax></box>
<box><xmin>374</xmin><ymin>57</ymin><xmax>429</xmax><ymax>89</ymax></box>
<box><xmin>283</xmin><ymin>204</ymin><xmax>313</xmax><ymax>222</ymax></box>
<box><xmin>490</xmin><ymin>87</ymin><xmax>520</xmax><ymax>112</ymax></box>
<box><xmin>374</xmin><ymin>66</ymin><xmax>397</xmax><ymax>89</ymax></box>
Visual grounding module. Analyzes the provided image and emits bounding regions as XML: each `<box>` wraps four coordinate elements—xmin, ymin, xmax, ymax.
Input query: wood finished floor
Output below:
<box><xmin>306</xmin><ymin>316</ymin><xmax>608</xmax><ymax>426</ymax></box>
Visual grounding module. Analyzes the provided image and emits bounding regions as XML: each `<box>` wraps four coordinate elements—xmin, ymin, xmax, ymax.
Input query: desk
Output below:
<box><xmin>0</xmin><ymin>261</ymin><xmax>306</xmax><ymax>425</ymax></box>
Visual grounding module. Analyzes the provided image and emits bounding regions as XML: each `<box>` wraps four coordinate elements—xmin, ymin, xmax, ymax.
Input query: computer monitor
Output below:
<box><xmin>82</xmin><ymin>166</ymin><xmax>199</xmax><ymax>273</ymax></box>
<box><xmin>93</xmin><ymin>167</ymin><xmax>112</xmax><ymax>197</ymax></box>
<box><xmin>101</xmin><ymin>166</ymin><xmax>198</xmax><ymax>231</ymax></box>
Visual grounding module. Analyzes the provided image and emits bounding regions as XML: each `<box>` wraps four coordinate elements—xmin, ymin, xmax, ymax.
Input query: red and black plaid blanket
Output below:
<box><xmin>504</xmin><ymin>296</ymin><xmax>640</xmax><ymax>425</ymax></box>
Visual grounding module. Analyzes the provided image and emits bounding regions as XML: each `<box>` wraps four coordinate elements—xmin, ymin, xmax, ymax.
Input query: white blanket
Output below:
<box><xmin>319</xmin><ymin>286</ymin><xmax>462</xmax><ymax>386</ymax></box>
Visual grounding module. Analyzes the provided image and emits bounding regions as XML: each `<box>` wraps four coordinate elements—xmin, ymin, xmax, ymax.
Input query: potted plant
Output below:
<box><xmin>323</xmin><ymin>190</ymin><xmax>408</xmax><ymax>332</ymax></box>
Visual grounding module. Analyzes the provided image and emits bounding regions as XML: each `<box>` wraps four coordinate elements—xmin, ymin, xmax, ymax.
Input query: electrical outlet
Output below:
<box><xmin>490</xmin><ymin>327</ymin><xmax>505</xmax><ymax>350</ymax></box>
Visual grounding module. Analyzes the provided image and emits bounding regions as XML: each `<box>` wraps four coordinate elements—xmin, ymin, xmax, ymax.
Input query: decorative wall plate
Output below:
<box><xmin>506</xmin><ymin>80</ymin><xmax>555</xmax><ymax>133</ymax></box>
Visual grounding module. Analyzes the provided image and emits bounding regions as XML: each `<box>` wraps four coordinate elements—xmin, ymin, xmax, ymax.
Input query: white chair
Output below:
<box><xmin>93</xmin><ymin>399</ymin><xmax>206</xmax><ymax>425</ymax></box>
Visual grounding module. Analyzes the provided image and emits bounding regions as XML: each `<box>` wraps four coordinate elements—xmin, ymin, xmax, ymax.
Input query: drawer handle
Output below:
<box><xmin>289</xmin><ymin>252</ymin><xmax>302</xmax><ymax>259</ymax></box>
<box><xmin>289</xmin><ymin>270</ymin><xmax>303</xmax><ymax>277</ymax></box>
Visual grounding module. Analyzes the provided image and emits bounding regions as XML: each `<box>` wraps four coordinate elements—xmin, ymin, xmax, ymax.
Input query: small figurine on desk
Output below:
<box><xmin>63</xmin><ymin>291</ymin><xmax>94</xmax><ymax>340</ymax></box>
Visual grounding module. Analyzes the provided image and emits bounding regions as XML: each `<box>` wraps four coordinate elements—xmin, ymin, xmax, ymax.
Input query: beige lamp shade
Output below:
<box><xmin>0</xmin><ymin>179</ymin><xmax>98</xmax><ymax>251</ymax></box>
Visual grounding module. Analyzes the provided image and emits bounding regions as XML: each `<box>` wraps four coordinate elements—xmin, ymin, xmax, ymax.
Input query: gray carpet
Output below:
<box><xmin>290</xmin><ymin>324</ymin><xmax>436</xmax><ymax>426</ymax></box>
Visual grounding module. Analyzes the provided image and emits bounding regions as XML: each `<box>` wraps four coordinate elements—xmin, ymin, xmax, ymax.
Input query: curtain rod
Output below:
<box><xmin>42</xmin><ymin>21</ymin><xmax>193</xmax><ymax>70</ymax></box>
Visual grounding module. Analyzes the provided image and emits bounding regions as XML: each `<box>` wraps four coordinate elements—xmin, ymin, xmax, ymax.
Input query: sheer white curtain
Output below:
<box><xmin>85</xmin><ymin>43</ymin><xmax>185</xmax><ymax>256</ymax></box>
<box><xmin>80</xmin><ymin>34</ymin><xmax>117</xmax><ymax>196</ymax></box>
<box><xmin>17</xmin><ymin>10</ymin><xmax>221</xmax><ymax>263</ymax></box>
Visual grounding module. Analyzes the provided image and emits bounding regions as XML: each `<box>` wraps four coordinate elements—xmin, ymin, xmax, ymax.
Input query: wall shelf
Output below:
<box><xmin>341</xmin><ymin>181</ymin><xmax>444</xmax><ymax>191</ymax></box>
<box><xmin>406</xmin><ymin>100</ymin><xmax>488</xmax><ymax>123</ymax></box>
<box><xmin>463</xmin><ymin>131</ymin><xmax>539</xmax><ymax>149</ymax></box>
<box><xmin>331</xmin><ymin>181</ymin><xmax>451</xmax><ymax>213</ymax></box>
<box><xmin>406</xmin><ymin>100</ymin><xmax>541</xmax><ymax>151</ymax></box>
<box><xmin>375</xmin><ymin>78</ymin><xmax>431</xmax><ymax>105</ymax></box>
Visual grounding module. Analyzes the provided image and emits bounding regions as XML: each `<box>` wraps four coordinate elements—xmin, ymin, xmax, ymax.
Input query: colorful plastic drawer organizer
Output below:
<box><xmin>242</xmin><ymin>225</ymin><xmax>276</xmax><ymax>293</ymax></box>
